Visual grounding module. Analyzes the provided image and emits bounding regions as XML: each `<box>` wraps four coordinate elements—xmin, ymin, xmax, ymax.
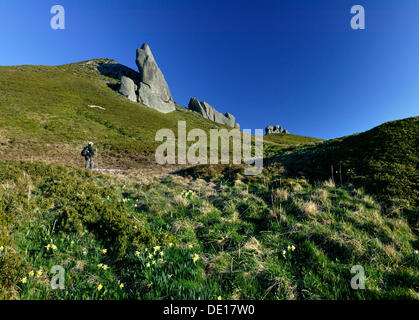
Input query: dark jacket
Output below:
<box><xmin>86</xmin><ymin>145</ymin><xmax>95</xmax><ymax>158</ymax></box>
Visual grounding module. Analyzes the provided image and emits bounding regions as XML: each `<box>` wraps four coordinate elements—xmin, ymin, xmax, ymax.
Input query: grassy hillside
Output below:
<box><xmin>264</xmin><ymin>133</ymin><xmax>323</xmax><ymax>146</ymax></box>
<box><xmin>0</xmin><ymin>160</ymin><xmax>417</xmax><ymax>300</ymax></box>
<box><xmin>273</xmin><ymin>117</ymin><xmax>418</xmax><ymax>216</ymax></box>
<box><xmin>0</xmin><ymin>61</ymin><xmax>417</xmax><ymax>300</ymax></box>
<box><xmin>0</xmin><ymin>60</ymin><xmax>230</xmax><ymax>168</ymax></box>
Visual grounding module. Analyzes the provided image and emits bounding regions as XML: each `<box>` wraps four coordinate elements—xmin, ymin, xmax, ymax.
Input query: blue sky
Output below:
<box><xmin>0</xmin><ymin>0</ymin><xmax>418</xmax><ymax>139</ymax></box>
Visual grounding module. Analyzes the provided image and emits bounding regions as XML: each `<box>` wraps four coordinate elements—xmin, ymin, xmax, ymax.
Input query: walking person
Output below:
<box><xmin>81</xmin><ymin>141</ymin><xmax>96</xmax><ymax>169</ymax></box>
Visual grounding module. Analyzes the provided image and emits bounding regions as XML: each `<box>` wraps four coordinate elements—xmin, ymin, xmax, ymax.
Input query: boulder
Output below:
<box><xmin>135</xmin><ymin>43</ymin><xmax>176</xmax><ymax>113</ymax></box>
<box><xmin>265</xmin><ymin>124</ymin><xmax>290</xmax><ymax>135</ymax></box>
<box><xmin>188</xmin><ymin>98</ymin><xmax>237</xmax><ymax>128</ymax></box>
<box><xmin>119</xmin><ymin>76</ymin><xmax>137</xmax><ymax>102</ymax></box>
<box><xmin>265</xmin><ymin>126</ymin><xmax>273</xmax><ymax>135</ymax></box>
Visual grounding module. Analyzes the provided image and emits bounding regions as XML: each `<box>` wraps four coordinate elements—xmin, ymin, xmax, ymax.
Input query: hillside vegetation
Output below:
<box><xmin>0</xmin><ymin>61</ymin><xmax>229</xmax><ymax>168</ymax></box>
<box><xmin>0</xmin><ymin>61</ymin><xmax>417</xmax><ymax>300</ymax></box>
<box><xmin>0</xmin><ymin>160</ymin><xmax>417</xmax><ymax>300</ymax></box>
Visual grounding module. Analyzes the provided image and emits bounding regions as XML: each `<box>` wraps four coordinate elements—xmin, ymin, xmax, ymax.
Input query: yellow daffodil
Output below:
<box><xmin>97</xmin><ymin>284</ymin><xmax>103</xmax><ymax>291</ymax></box>
<box><xmin>51</xmin><ymin>244</ymin><xmax>57</xmax><ymax>250</ymax></box>
<box><xmin>36</xmin><ymin>270</ymin><xmax>43</xmax><ymax>277</ymax></box>
<box><xmin>98</xmin><ymin>264</ymin><xmax>103</xmax><ymax>269</ymax></box>
<box><xmin>135</xmin><ymin>251</ymin><xmax>140</xmax><ymax>256</ymax></box>
<box><xmin>191</xmin><ymin>253</ymin><xmax>199</xmax><ymax>262</ymax></box>
<box><xmin>291</xmin><ymin>245</ymin><xmax>296</xmax><ymax>251</ymax></box>
<box><xmin>101</xmin><ymin>249</ymin><xmax>107</xmax><ymax>254</ymax></box>
<box><xmin>145</xmin><ymin>248</ymin><xmax>148</xmax><ymax>252</ymax></box>
<box><xmin>159</xmin><ymin>251</ymin><xmax>164</xmax><ymax>257</ymax></box>
<box><xmin>146</xmin><ymin>262</ymin><xmax>151</xmax><ymax>268</ymax></box>
<box><xmin>168</xmin><ymin>274</ymin><xmax>173</xmax><ymax>279</ymax></box>
<box><xmin>119</xmin><ymin>283</ymin><xmax>124</xmax><ymax>289</ymax></box>
<box><xmin>103</xmin><ymin>265</ymin><xmax>108</xmax><ymax>271</ymax></box>
<box><xmin>158</xmin><ymin>258</ymin><xmax>164</xmax><ymax>263</ymax></box>
<box><xmin>21</xmin><ymin>277</ymin><xmax>27</xmax><ymax>284</ymax></box>
<box><xmin>188</xmin><ymin>244</ymin><xmax>193</xmax><ymax>249</ymax></box>
<box><xmin>217</xmin><ymin>296</ymin><xmax>222</xmax><ymax>300</ymax></box>
<box><xmin>153</xmin><ymin>246</ymin><xmax>161</xmax><ymax>251</ymax></box>
<box><xmin>148</xmin><ymin>254</ymin><xmax>153</xmax><ymax>259</ymax></box>
<box><xmin>0</xmin><ymin>245</ymin><xmax>4</xmax><ymax>252</ymax></box>
<box><xmin>415</xmin><ymin>250</ymin><xmax>418</xmax><ymax>255</ymax></box>
<box><xmin>282</xmin><ymin>250</ymin><xmax>286</xmax><ymax>256</ymax></box>
<box><xmin>82</xmin><ymin>249</ymin><xmax>88</xmax><ymax>255</ymax></box>
<box><xmin>44</xmin><ymin>244</ymin><xmax>51</xmax><ymax>250</ymax></box>
<box><xmin>287</xmin><ymin>245</ymin><xmax>291</xmax><ymax>251</ymax></box>
<box><xmin>28</xmin><ymin>271</ymin><xmax>34</xmax><ymax>277</ymax></box>
<box><xmin>152</xmin><ymin>260</ymin><xmax>156</xmax><ymax>265</ymax></box>
<box><xmin>70</xmin><ymin>241</ymin><xmax>75</xmax><ymax>246</ymax></box>
<box><xmin>169</xmin><ymin>242</ymin><xmax>173</xmax><ymax>247</ymax></box>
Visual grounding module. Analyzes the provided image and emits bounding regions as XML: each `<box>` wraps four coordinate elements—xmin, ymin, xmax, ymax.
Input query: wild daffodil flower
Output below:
<box><xmin>291</xmin><ymin>245</ymin><xmax>296</xmax><ymax>251</ymax></box>
<box><xmin>97</xmin><ymin>284</ymin><xmax>103</xmax><ymax>291</ymax></box>
<box><xmin>101</xmin><ymin>249</ymin><xmax>107</xmax><ymax>254</ymax></box>
<box><xmin>51</xmin><ymin>244</ymin><xmax>57</xmax><ymax>250</ymax></box>
<box><xmin>36</xmin><ymin>270</ymin><xmax>43</xmax><ymax>277</ymax></box>
<box><xmin>0</xmin><ymin>245</ymin><xmax>4</xmax><ymax>252</ymax></box>
<box><xmin>119</xmin><ymin>283</ymin><xmax>124</xmax><ymax>289</ymax></box>
<box><xmin>217</xmin><ymin>296</ymin><xmax>222</xmax><ymax>300</ymax></box>
<box><xmin>188</xmin><ymin>244</ymin><xmax>193</xmax><ymax>249</ymax></box>
<box><xmin>98</xmin><ymin>264</ymin><xmax>103</xmax><ymax>269</ymax></box>
<box><xmin>152</xmin><ymin>260</ymin><xmax>156</xmax><ymax>265</ymax></box>
<box><xmin>21</xmin><ymin>277</ymin><xmax>27</xmax><ymax>284</ymax></box>
<box><xmin>169</xmin><ymin>242</ymin><xmax>173</xmax><ymax>247</ymax></box>
<box><xmin>103</xmin><ymin>265</ymin><xmax>108</xmax><ymax>271</ymax></box>
<box><xmin>282</xmin><ymin>250</ymin><xmax>287</xmax><ymax>256</ymax></box>
<box><xmin>148</xmin><ymin>254</ymin><xmax>153</xmax><ymax>259</ymax></box>
<box><xmin>44</xmin><ymin>244</ymin><xmax>51</xmax><ymax>250</ymax></box>
<box><xmin>414</xmin><ymin>250</ymin><xmax>418</xmax><ymax>255</ymax></box>
<box><xmin>28</xmin><ymin>271</ymin><xmax>34</xmax><ymax>277</ymax></box>
<box><xmin>82</xmin><ymin>249</ymin><xmax>88</xmax><ymax>255</ymax></box>
<box><xmin>158</xmin><ymin>258</ymin><xmax>164</xmax><ymax>263</ymax></box>
<box><xmin>146</xmin><ymin>262</ymin><xmax>151</xmax><ymax>268</ymax></box>
<box><xmin>70</xmin><ymin>241</ymin><xmax>75</xmax><ymax>246</ymax></box>
<box><xmin>159</xmin><ymin>251</ymin><xmax>164</xmax><ymax>257</ymax></box>
<box><xmin>168</xmin><ymin>274</ymin><xmax>173</xmax><ymax>279</ymax></box>
<box><xmin>135</xmin><ymin>251</ymin><xmax>140</xmax><ymax>256</ymax></box>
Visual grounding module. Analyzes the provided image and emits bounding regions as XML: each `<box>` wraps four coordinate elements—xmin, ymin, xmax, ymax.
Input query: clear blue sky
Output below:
<box><xmin>1</xmin><ymin>0</ymin><xmax>418</xmax><ymax>139</ymax></box>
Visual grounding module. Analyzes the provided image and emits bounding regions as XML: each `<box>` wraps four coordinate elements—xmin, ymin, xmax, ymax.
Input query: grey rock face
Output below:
<box><xmin>188</xmin><ymin>98</ymin><xmax>238</xmax><ymax>128</ymax></box>
<box><xmin>135</xmin><ymin>43</ymin><xmax>176</xmax><ymax>113</ymax></box>
<box><xmin>265</xmin><ymin>125</ymin><xmax>290</xmax><ymax>135</ymax></box>
<box><xmin>119</xmin><ymin>76</ymin><xmax>137</xmax><ymax>102</ymax></box>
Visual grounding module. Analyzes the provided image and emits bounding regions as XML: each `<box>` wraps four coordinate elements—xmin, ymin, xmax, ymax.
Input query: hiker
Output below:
<box><xmin>81</xmin><ymin>142</ymin><xmax>96</xmax><ymax>169</ymax></box>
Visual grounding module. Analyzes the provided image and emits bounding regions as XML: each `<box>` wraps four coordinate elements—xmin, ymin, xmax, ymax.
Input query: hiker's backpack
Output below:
<box><xmin>81</xmin><ymin>146</ymin><xmax>89</xmax><ymax>157</ymax></box>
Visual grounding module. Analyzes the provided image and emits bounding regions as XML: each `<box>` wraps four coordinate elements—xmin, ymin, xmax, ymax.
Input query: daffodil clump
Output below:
<box><xmin>181</xmin><ymin>189</ymin><xmax>196</xmax><ymax>199</ymax></box>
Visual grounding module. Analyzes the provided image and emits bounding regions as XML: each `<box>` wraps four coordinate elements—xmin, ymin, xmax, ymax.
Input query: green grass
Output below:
<box><xmin>0</xmin><ymin>160</ymin><xmax>417</xmax><ymax>300</ymax></box>
<box><xmin>0</xmin><ymin>61</ymin><xmax>231</xmax><ymax>167</ymax></box>
<box><xmin>263</xmin><ymin>133</ymin><xmax>323</xmax><ymax>146</ymax></box>
<box><xmin>0</xmin><ymin>61</ymin><xmax>417</xmax><ymax>300</ymax></box>
<box><xmin>275</xmin><ymin>117</ymin><xmax>418</xmax><ymax>216</ymax></box>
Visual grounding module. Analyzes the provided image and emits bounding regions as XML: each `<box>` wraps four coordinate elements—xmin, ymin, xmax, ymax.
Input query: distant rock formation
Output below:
<box><xmin>188</xmin><ymin>98</ymin><xmax>239</xmax><ymax>128</ymax></box>
<box><xmin>265</xmin><ymin>125</ymin><xmax>290</xmax><ymax>135</ymax></box>
<box><xmin>135</xmin><ymin>43</ymin><xmax>176</xmax><ymax>113</ymax></box>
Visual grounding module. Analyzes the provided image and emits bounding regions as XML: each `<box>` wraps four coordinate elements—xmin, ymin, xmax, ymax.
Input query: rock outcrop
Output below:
<box><xmin>135</xmin><ymin>44</ymin><xmax>176</xmax><ymax>113</ymax></box>
<box><xmin>265</xmin><ymin>125</ymin><xmax>290</xmax><ymax>135</ymax></box>
<box><xmin>188</xmin><ymin>98</ymin><xmax>239</xmax><ymax>128</ymax></box>
<box><xmin>119</xmin><ymin>76</ymin><xmax>137</xmax><ymax>102</ymax></box>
